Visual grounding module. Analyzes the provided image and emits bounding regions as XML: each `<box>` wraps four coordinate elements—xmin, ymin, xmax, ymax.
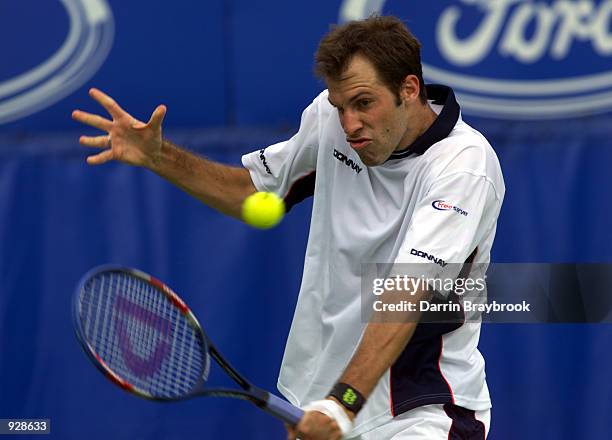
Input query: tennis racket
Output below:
<box><xmin>72</xmin><ymin>265</ymin><xmax>303</xmax><ymax>425</ymax></box>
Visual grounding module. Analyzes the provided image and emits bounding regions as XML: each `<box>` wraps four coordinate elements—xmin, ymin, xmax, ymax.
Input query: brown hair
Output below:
<box><xmin>315</xmin><ymin>16</ymin><xmax>427</xmax><ymax>104</ymax></box>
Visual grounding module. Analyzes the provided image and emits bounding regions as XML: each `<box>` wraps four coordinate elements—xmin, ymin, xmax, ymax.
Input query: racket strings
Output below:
<box><xmin>88</xmin><ymin>274</ymin><xmax>200</xmax><ymax>396</ymax></box>
<box><xmin>79</xmin><ymin>271</ymin><xmax>206</xmax><ymax>398</ymax></box>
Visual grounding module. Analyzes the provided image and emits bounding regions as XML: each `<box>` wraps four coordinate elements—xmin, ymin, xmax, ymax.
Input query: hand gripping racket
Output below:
<box><xmin>72</xmin><ymin>265</ymin><xmax>303</xmax><ymax>425</ymax></box>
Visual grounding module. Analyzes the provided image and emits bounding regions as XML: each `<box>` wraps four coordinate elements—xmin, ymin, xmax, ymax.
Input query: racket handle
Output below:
<box><xmin>264</xmin><ymin>393</ymin><xmax>304</xmax><ymax>426</ymax></box>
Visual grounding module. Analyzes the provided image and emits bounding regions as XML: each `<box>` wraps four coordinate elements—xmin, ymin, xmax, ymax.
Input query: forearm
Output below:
<box><xmin>150</xmin><ymin>140</ymin><xmax>256</xmax><ymax>219</ymax></box>
<box><xmin>303</xmin><ymin>314</ymin><xmax>422</xmax><ymax>438</ymax></box>
<box><xmin>337</xmin><ymin>287</ymin><xmax>428</xmax><ymax>400</ymax></box>
<box><xmin>339</xmin><ymin>322</ymin><xmax>417</xmax><ymax>399</ymax></box>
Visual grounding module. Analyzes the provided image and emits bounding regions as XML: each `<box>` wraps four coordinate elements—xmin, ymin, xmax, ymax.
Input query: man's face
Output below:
<box><xmin>326</xmin><ymin>55</ymin><xmax>417</xmax><ymax>167</ymax></box>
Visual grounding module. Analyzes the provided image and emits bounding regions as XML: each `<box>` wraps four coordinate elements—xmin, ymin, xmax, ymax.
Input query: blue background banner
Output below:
<box><xmin>1</xmin><ymin>1</ymin><xmax>611</xmax><ymax>439</ymax></box>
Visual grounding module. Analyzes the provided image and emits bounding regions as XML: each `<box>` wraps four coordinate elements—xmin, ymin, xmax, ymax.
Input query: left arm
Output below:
<box><xmin>337</xmin><ymin>285</ymin><xmax>429</xmax><ymax>400</ymax></box>
<box><xmin>341</xmin><ymin>168</ymin><xmax>500</xmax><ymax>397</ymax></box>
<box><xmin>288</xmin><ymin>286</ymin><xmax>429</xmax><ymax>440</ymax></box>
<box><xmin>290</xmin><ymin>161</ymin><xmax>503</xmax><ymax>439</ymax></box>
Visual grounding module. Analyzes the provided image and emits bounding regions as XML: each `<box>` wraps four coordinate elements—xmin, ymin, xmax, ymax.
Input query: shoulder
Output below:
<box><xmin>298</xmin><ymin>90</ymin><xmax>337</xmax><ymax>126</ymax></box>
<box><xmin>434</xmin><ymin>119</ymin><xmax>500</xmax><ymax>169</ymax></box>
<box><xmin>423</xmin><ymin>119</ymin><xmax>505</xmax><ymax>196</ymax></box>
<box><xmin>309</xmin><ymin>90</ymin><xmax>333</xmax><ymax>112</ymax></box>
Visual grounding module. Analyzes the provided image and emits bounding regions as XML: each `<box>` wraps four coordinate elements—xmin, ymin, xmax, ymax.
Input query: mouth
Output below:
<box><xmin>348</xmin><ymin>138</ymin><xmax>371</xmax><ymax>150</ymax></box>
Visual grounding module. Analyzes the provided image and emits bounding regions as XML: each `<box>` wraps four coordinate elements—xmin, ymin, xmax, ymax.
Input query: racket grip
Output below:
<box><xmin>264</xmin><ymin>393</ymin><xmax>304</xmax><ymax>426</ymax></box>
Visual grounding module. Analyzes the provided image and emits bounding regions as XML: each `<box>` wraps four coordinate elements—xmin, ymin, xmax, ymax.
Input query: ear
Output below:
<box><xmin>399</xmin><ymin>75</ymin><xmax>420</xmax><ymax>103</ymax></box>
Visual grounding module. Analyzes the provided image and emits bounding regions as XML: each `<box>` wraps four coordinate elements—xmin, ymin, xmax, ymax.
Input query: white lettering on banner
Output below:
<box><xmin>437</xmin><ymin>0</ymin><xmax>612</xmax><ymax>66</ymax></box>
<box><xmin>338</xmin><ymin>0</ymin><xmax>612</xmax><ymax>118</ymax></box>
<box><xmin>339</xmin><ymin>0</ymin><xmax>387</xmax><ymax>22</ymax></box>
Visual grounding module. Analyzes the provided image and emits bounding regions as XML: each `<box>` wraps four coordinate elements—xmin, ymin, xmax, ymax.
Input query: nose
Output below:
<box><xmin>340</xmin><ymin>109</ymin><xmax>363</xmax><ymax>137</ymax></box>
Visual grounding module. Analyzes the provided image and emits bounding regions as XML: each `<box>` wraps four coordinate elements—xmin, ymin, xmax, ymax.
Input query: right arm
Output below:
<box><xmin>151</xmin><ymin>140</ymin><xmax>255</xmax><ymax>218</ymax></box>
<box><xmin>72</xmin><ymin>88</ymin><xmax>255</xmax><ymax>219</ymax></box>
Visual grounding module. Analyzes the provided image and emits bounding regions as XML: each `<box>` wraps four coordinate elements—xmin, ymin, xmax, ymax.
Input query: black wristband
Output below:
<box><xmin>328</xmin><ymin>382</ymin><xmax>366</xmax><ymax>414</ymax></box>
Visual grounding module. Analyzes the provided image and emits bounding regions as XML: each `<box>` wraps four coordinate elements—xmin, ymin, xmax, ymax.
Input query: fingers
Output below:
<box><xmin>286</xmin><ymin>425</ymin><xmax>297</xmax><ymax>440</ymax></box>
<box><xmin>86</xmin><ymin>149</ymin><xmax>115</xmax><ymax>166</ymax></box>
<box><xmin>79</xmin><ymin>135</ymin><xmax>110</xmax><ymax>148</ymax></box>
<box><xmin>76</xmin><ymin>89</ymin><xmax>165</xmax><ymax>134</ymax></box>
<box><xmin>89</xmin><ymin>88</ymin><xmax>126</xmax><ymax>119</ymax></box>
<box><xmin>72</xmin><ymin>110</ymin><xmax>113</xmax><ymax>132</ymax></box>
<box><xmin>291</xmin><ymin>411</ymin><xmax>343</xmax><ymax>440</ymax></box>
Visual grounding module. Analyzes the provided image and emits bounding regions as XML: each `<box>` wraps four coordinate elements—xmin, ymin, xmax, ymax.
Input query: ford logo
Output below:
<box><xmin>339</xmin><ymin>0</ymin><xmax>612</xmax><ymax>119</ymax></box>
<box><xmin>0</xmin><ymin>0</ymin><xmax>114</xmax><ymax>124</ymax></box>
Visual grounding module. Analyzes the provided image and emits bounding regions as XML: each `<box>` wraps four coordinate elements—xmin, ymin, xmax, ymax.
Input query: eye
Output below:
<box><xmin>357</xmin><ymin>98</ymin><xmax>373</xmax><ymax>109</ymax></box>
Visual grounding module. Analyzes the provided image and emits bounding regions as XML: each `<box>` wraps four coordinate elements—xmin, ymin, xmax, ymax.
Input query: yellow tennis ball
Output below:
<box><xmin>242</xmin><ymin>192</ymin><xmax>285</xmax><ymax>229</ymax></box>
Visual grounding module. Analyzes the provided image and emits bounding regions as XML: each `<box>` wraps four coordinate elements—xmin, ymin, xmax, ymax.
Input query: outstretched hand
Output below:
<box><xmin>72</xmin><ymin>88</ymin><xmax>166</xmax><ymax>168</ymax></box>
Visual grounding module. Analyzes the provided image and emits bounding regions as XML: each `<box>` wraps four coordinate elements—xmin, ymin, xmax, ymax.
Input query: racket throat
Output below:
<box><xmin>246</xmin><ymin>386</ymin><xmax>270</xmax><ymax>407</ymax></box>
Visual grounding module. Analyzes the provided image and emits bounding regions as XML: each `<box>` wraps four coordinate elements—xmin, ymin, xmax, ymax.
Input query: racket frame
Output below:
<box><xmin>73</xmin><ymin>265</ymin><xmax>303</xmax><ymax>425</ymax></box>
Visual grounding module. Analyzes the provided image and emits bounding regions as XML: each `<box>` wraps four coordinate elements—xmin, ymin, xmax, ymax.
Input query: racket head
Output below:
<box><xmin>72</xmin><ymin>265</ymin><xmax>210</xmax><ymax>401</ymax></box>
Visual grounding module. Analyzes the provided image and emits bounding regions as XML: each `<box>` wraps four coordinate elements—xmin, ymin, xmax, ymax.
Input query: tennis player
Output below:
<box><xmin>73</xmin><ymin>16</ymin><xmax>504</xmax><ymax>440</ymax></box>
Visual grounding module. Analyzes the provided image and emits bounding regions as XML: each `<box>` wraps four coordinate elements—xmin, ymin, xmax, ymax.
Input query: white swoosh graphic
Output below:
<box><xmin>0</xmin><ymin>0</ymin><xmax>114</xmax><ymax>124</ymax></box>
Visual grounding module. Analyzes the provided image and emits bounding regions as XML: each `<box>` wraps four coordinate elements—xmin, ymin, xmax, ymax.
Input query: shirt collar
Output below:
<box><xmin>387</xmin><ymin>84</ymin><xmax>460</xmax><ymax>161</ymax></box>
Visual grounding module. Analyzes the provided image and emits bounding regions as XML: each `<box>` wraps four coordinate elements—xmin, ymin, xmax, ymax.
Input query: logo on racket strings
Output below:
<box><xmin>113</xmin><ymin>295</ymin><xmax>173</xmax><ymax>378</ymax></box>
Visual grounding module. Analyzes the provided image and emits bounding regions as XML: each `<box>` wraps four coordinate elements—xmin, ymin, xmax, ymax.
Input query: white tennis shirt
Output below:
<box><xmin>242</xmin><ymin>85</ymin><xmax>505</xmax><ymax>437</ymax></box>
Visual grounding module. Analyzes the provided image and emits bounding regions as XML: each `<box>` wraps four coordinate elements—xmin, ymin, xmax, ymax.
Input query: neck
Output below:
<box><xmin>395</xmin><ymin>103</ymin><xmax>438</xmax><ymax>152</ymax></box>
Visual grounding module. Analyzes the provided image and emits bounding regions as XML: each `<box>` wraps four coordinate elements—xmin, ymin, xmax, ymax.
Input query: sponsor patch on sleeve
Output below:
<box><xmin>432</xmin><ymin>200</ymin><xmax>468</xmax><ymax>216</ymax></box>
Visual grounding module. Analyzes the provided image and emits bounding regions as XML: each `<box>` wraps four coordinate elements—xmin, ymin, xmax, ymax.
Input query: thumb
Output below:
<box><xmin>148</xmin><ymin>105</ymin><xmax>167</xmax><ymax>130</ymax></box>
<box><xmin>285</xmin><ymin>424</ymin><xmax>297</xmax><ymax>440</ymax></box>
